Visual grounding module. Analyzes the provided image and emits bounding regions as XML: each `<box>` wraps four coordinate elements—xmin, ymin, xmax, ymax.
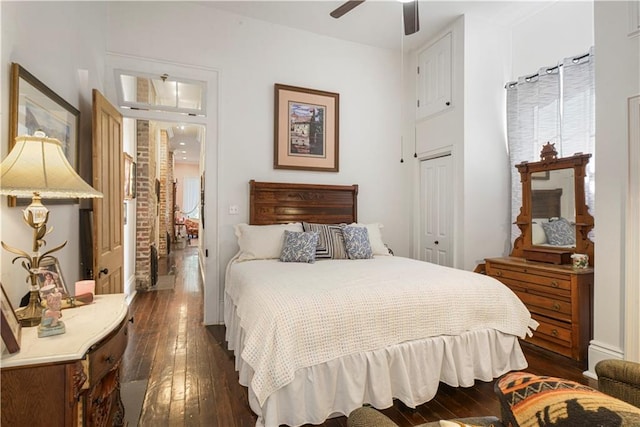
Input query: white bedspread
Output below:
<box><xmin>225</xmin><ymin>256</ymin><xmax>537</xmax><ymax>407</ymax></box>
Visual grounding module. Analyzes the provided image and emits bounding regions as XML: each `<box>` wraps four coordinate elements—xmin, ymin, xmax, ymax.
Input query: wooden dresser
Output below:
<box><xmin>485</xmin><ymin>257</ymin><xmax>593</xmax><ymax>365</ymax></box>
<box><xmin>1</xmin><ymin>294</ymin><xmax>128</xmax><ymax>426</ymax></box>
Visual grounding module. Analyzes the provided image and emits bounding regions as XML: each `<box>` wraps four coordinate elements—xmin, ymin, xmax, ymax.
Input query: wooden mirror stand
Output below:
<box><xmin>511</xmin><ymin>143</ymin><xmax>594</xmax><ymax>266</ymax></box>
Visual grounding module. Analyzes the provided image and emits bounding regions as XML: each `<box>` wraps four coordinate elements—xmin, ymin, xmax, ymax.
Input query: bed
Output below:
<box><xmin>225</xmin><ymin>180</ymin><xmax>537</xmax><ymax>427</ymax></box>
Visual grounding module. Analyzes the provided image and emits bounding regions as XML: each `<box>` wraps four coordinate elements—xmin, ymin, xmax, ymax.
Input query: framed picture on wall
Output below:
<box><xmin>274</xmin><ymin>84</ymin><xmax>339</xmax><ymax>172</ymax></box>
<box><xmin>124</xmin><ymin>153</ymin><xmax>136</xmax><ymax>199</ymax></box>
<box><xmin>8</xmin><ymin>62</ymin><xmax>80</xmax><ymax>207</ymax></box>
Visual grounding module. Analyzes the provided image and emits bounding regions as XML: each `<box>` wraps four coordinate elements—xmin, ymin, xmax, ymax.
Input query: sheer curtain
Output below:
<box><xmin>561</xmin><ymin>47</ymin><xmax>595</xmax><ymax>215</ymax></box>
<box><xmin>182</xmin><ymin>177</ymin><xmax>200</xmax><ymax>219</ymax></box>
<box><xmin>506</xmin><ymin>67</ymin><xmax>561</xmax><ymax>244</ymax></box>
<box><xmin>506</xmin><ymin>48</ymin><xmax>595</xmax><ymax>245</ymax></box>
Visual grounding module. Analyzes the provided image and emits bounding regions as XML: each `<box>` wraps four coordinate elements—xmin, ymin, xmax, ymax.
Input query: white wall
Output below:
<box><xmin>511</xmin><ymin>1</ymin><xmax>595</xmax><ymax>78</ymax></box>
<box><xmin>590</xmin><ymin>0</ymin><xmax>640</xmax><ymax>370</ymax></box>
<box><xmin>463</xmin><ymin>14</ymin><xmax>513</xmax><ymax>268</ymax></box>
<box><xmin>123</xmin><ymin>118</ymin><xmax>137</xmax><ymax>300</ymax></box>
<box><xmin>1</xmin><ymin>2</ymin><xmax>107</xmax><ymax>306</ymax></box>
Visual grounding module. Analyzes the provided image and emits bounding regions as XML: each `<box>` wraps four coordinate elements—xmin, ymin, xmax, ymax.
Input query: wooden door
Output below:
<box><xmin>420</xmin><ymin>155</ymin><xmax>453</xmax><ymax>266</ymax></box>
<box><xmin>92</xmin><ymin>89</ymin><xmax>124</xmax><ymax>294</ymax></box>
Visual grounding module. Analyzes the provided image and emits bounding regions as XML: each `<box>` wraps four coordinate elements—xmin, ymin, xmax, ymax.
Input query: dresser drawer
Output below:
<box><xmin>487</xmin><ymin>264</ymin><xmax>571</xmax><ymax>292</ymax></box>
<box><xmin>88</xmin><ymin>319</ymin><xmax>127</xmax><ymax>383</ymax></box>
<box><xmin>513</xmin><ymin>290</ymin><xmax>571</xmax><ymax>321</ymax></box>
<box><xmin>531</xmin><ymin>314</ymin><xmax>572</xmax><ymax>346</ymax></box>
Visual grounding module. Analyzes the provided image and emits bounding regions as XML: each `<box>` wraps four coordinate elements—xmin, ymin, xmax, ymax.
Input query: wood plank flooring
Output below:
<box><xmin>122</xmin><ymin>245</ymin><xmax>597</xmax><ymax>426</ymax></box>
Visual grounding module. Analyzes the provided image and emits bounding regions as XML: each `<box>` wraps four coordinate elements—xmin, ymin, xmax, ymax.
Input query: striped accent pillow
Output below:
<box><xmin>302</xmin><ymin>222</ymin><xmax>348</xmax><ymax>259</ymax></box>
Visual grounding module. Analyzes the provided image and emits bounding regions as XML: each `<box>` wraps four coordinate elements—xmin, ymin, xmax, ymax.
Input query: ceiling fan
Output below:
<box><xmin>330</xmin><ymin>0</ymin><xmax>420</xmax><ymax>36</ymax></box>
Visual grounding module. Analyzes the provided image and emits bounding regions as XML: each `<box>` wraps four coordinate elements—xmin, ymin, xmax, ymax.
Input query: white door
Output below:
<box><xmin>420</xmin><ymin>155</ymin><xmax>453</xmax><ymax>266</ymax></box>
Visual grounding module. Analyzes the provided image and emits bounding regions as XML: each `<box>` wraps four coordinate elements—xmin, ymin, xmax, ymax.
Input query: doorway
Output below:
<box><xmin>419</xmin><ymin>154</ymin><xmax>453</xmax><ymax>267</ymax></box>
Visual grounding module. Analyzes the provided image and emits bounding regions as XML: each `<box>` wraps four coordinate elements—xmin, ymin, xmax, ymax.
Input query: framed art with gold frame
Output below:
<box><xmin>8</xmin><ymin>62</ymin><xmax>80</xmax><ymax>207</ymax></box>
<box><xmin>274</xmin><ymin>84</ymin><xmax>339</xmax><ymax>172</ymax></box>
<box><xmin>124</xmin><ymin>152</ymin><xmax>136</xmax><ymax>199</ymax></box>
<box><xmin>1</xmin><ymin>283</ymin><xmax>21</xmax><ymax>354</ymax></box>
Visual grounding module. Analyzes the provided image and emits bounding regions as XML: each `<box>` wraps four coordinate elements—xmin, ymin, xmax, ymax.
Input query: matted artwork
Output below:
<box><xmin>274</xmin><ymin>84</ymin><xmax>339</xmax><ymax>172</ymax></box>
<box><xmin>8</xmin><ymin>62</ymin><xmax>80</xmax><ymax>206</ymax></box>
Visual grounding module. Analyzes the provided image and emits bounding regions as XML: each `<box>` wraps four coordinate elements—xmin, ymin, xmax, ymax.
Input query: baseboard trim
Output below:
<box><xmin>586</xmin><ymin>340</ymin><xmax>625</xmax><ymax>378</ymax></box>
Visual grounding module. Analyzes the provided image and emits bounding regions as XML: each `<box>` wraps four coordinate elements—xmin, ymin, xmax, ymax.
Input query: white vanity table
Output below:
<box><xmin>1</xmin><ymin>294</ymin><xmax>129</xmax><ymax>426</ymax></box>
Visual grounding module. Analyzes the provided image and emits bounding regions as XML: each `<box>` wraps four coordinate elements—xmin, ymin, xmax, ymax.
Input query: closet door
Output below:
<box><xmin>420</xmin><ymin>155</ymin><xmax>453</xmax><ymax>266</ymax></box>
<box><xmin>416</xmin><ymin>32</ymin><xmax>452</xmax><ymax>120</ymax></box>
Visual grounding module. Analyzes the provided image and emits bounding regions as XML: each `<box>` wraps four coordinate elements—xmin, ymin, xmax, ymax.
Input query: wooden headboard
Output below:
<box><xmin>532</xmin><ymin>189</ymin><xmax>563</xmax><ymax>219</ymax></box>
<box><xmin>249</xmin><ymin>180</ymin><xmax>358</xmax><ymax>225</ymax></box>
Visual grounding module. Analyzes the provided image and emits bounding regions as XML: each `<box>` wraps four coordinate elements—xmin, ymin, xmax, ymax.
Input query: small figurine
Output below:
<box><xmin>38</xmin><ymin>287</ymin><xmax>65</xmax><ymax>337</ymax></box>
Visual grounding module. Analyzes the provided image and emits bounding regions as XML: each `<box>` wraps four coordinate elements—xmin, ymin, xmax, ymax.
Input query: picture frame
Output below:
<box><xmin>532</xmin><ymin>171</ymin><xmax>550</xmax><ymax>180</ymax></box>
<box><xmin>274</xmin><ymin>84</ymin><xmax>339</xmax><ymax>172</ymax></box>
<box><xmin>8</xmin><ymin>62</ymin><xmax>80</xmax><ymax>207</ymax></box>
<box><xmin>1</xmin><ymin>283</ymin><xmax>21</xmax><ymax>354</ymax></box>
<box><xmin>36</xmin><ymin>257</ymin><xmax>69</xmax><ymax>299</ymax></box>
<box><xmin>124</xmin><ymin>153</ymin><xmax>136</xmax><ymax>199</ymax></box>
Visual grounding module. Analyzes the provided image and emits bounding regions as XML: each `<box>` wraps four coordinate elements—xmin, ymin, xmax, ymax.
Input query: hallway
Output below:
<box><xmin>121</xmin><ymin>245</ymin><xmax>256</xmax><ymax>426</ymax></box>
<box><xmin>121</xmin><ymin>246</ymin><xmax>596</xmax><ymax>426</ymax></box>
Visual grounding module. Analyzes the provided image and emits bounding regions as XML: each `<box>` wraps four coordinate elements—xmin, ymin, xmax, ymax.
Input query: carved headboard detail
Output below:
<box><xmin>249</xmin><ymin>180</ymin><xmax>358</xmax><ymax>225</ymax></box>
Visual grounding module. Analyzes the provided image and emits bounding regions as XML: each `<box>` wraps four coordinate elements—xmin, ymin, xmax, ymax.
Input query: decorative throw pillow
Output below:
<box><xmin>279</xmin><ymin>231</ymin><xmax>319</xmax><ymax>263</ymax></box>
<box><xmin>541</xmin><ymin>218</ymin><xmax>575</xmax><ymax>246</ymax></box>
<box><xmin>301</xmin><ymin>222</ymin><xmax>348</xmax><ymax>259</ymax></box>
<box><xmin>234</xmin><ymin>223</ymin><xmax>303</xmax><ymax>261</ymax></box>
<box><xmin>349</xmin><ymin>223</ymin><xmax>390</xmax><ymax>256</ymax></box>
<box><xmin>342</xmin><ymin>225</ymin><xmax>373</xmax><ymax>259</ymax></box>
<box><xmin>495</xmin><ymin>372</ymin><xmax>640</xmax><ymax>427</ymax></box>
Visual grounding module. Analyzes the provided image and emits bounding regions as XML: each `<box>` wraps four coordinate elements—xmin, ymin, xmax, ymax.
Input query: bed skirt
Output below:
<box><xmin>225</xmin><ymin>298</ymin><xmax>528</xmax><ymax>427</ymax></box>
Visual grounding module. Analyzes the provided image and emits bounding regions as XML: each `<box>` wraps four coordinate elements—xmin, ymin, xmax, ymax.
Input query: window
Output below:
<box><xmin>115</xmin><ymin>70</ymin><xmax>206</xmax><ymax>117</ymax></box>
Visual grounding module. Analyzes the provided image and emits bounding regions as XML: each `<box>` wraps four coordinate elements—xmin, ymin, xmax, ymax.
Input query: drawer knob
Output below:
<box><xmin>551</xmin><ymin>281</ymin><xmax>559</xmax><ymax>288</ymax></box>
<box><xmin>551</xmin><ymin>329</ymin><xmax>559</xmax><ymax>337</ymax></box>
<box><xmin>552</xmin><ymin>302</ymin><xmax>561</xmax><ymax>311</ymax></box>
<box><xmin>495</xmin><ymin>271</ymin><xmax>502</xmax><ymax>277</ymax></box>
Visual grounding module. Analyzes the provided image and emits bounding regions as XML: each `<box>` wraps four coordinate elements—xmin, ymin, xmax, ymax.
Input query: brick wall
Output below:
<box><xmin>135</xmin><ymin>120</ymin><xmax>151</xmax><ymax>290</ymax></box>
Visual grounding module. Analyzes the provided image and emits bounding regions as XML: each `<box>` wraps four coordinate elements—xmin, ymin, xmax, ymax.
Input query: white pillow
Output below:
<box><xmin>350</xmin><ymin>223</ymin><xmax>390</xmax><ymax>256</ymax></box>
<box><xmin>234</xmin><ymin>223</ymin><xmax>303</xmax><ymax>261</ymax></box>
<box><xmin>532</xmin><ymin>220</ymin><xmax>548</xmax><ymax>245</ymax></box>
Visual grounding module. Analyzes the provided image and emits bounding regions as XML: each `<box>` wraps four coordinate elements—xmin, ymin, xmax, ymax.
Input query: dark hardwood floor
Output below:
<box><xmin>122</xmin><ymin>245</ymin><xmax>597</xmax><ymax>426</ymax></box>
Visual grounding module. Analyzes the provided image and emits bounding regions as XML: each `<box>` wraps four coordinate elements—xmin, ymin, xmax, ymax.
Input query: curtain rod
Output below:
<box><xmin>504</xmin><ymin>52</ymin><xmax>591</xmax><ymax>89</ymax></box>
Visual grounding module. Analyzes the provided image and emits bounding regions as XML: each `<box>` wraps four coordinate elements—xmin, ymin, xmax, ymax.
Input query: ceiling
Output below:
<box><xmin>166</xmin><ymin>1</ymin><xmax>554</xmax><ymax>164</ymax></box>
<box><xmin>203</xmin><ymin>1</ymin><xmax>555</xmax><ymax>51</ymax></box>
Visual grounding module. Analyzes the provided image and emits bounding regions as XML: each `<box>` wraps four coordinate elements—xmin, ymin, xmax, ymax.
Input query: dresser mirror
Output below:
<box><xmin>511</xmin><ymin>143</ymin><xmax>594</xmax><ymax>265</ymax></box>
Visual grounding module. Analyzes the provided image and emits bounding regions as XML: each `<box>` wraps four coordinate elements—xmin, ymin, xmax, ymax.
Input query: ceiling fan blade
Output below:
<box><xmin>330</xmin><ymin>0</ymin><xmax>366</xmax><ymax>19</ymax></box>
<box><xmin>402</xmin><ymin>0</ymin><xmax>420</xmax><ymax>35</ymax></box>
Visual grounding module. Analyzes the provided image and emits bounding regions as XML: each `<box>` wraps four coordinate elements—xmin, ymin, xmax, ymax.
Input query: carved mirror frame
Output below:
<box><xmin>511</xmin><ymin>143</ymin><xmax>594</xmax><ymax>266</ymax></box>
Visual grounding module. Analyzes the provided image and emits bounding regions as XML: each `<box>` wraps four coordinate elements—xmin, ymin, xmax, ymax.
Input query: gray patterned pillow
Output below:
<box><xmin>541</xmin><ymin>218</ymin><xmax>576</xmax><ymax>246</ymax></box>
<box><xmin>301</xmin><ymin>222</ymin><xmax>348</xmax><ymax>259</ymax></box>
<box><xmin>279</xmin><ymin>230</ymin><xmax>319</xmax><ymax>263</ymax></box>
<box><xmin>342</xmin><ymin>225</ymin><xmax>373</xmax><ymax>259</ymax></box>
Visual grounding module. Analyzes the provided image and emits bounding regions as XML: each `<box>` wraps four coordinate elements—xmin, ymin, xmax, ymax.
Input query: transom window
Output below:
<box><xmin>115</xmin><ymin>70</ymin><xmax>206</xmax><ymax>116</ymax></box>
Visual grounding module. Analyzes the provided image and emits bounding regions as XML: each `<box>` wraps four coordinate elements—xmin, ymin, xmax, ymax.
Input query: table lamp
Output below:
<box><xmin>0</xmin><ymin>131</ymin><xmax>103</xmax><ymax>326</ymax></box>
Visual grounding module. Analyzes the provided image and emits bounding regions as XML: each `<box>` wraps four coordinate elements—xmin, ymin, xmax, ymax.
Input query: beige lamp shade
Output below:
<box><xmin>0</xmin><ymin>133</ymin><xmax>103</xmax><ymax>199</ymax></box>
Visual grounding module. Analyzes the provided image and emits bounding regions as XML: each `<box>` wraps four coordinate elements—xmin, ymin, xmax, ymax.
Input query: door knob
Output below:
<box><xmin>99</xmin><ymin>268</ymin><xmax>109</xmax><ymax>277</ymax></box>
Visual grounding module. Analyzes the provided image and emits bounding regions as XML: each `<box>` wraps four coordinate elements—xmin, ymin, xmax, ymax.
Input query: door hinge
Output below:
<box><xmin>417</xmin><ymin>66</ymin><xmax>420</xmax><ymax>74</ymax></box>
<box><xmin>417</xmin><ymin>99</ymin><xmax>420</xmax><ymax>108</ymax></box>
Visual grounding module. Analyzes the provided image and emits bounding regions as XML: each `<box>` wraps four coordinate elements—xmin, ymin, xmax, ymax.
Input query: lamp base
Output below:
<box><xmin>15</xmin><ymin>290</ymin><xmax>42</xmax><ymax>327</ymax></box>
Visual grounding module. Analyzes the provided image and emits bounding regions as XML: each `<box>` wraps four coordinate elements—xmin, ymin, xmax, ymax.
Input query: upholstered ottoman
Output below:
<box><xmin>495</xmin><ymin>371</ymin><xmax>640</xmax><ymax>427</ymax></box>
